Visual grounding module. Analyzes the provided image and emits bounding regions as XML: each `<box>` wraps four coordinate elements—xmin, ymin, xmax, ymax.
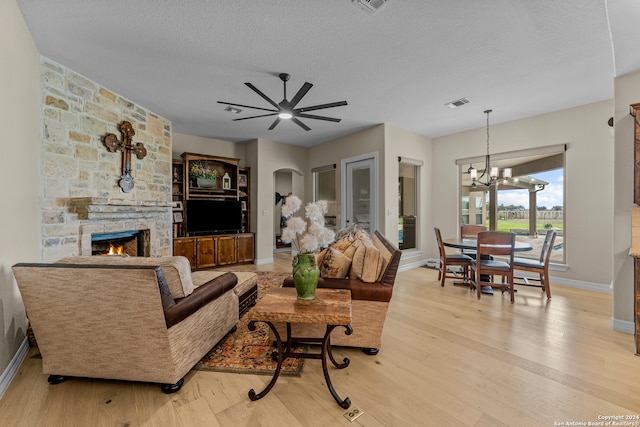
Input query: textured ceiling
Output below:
<box><xmin>16</xmin><ymin>0</ymin><xmax>640</xmax><ymax>147</ymax></box>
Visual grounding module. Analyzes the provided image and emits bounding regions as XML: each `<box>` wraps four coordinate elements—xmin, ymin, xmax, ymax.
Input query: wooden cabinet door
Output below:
<box><xmin>216</xmin><ymin>235</ymin><xmax>237</xmax><ymax>265</ymax></box>
<box><xmin>237</xmin><ymin>233</ymin><xmax>254</xmax><ymax>263</ymax></box>
<box><xmin>196</xmin><ymin>237</ymin><xmax>216</xmax><ymax>269</ymax></box>
<box><xmin>173</xmin><ymin>238</ymin><xmax>196</xmax><ymax>269</ymax></box>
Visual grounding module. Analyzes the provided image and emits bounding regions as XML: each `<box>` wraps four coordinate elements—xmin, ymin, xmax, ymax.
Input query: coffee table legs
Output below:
<box><xmin>247</xmin><ymin>320</ymin><xmax>283</xmax><ymax>402</ymax></box>
<box><xmin>247</xmin><ymin>320</ymin><xmax>352</xmax><ymax>408</ymax></box>
<box><xmin>322</xmin><ymin>324</ymin><xmax>352</xmax><ymax>408</ymax></box>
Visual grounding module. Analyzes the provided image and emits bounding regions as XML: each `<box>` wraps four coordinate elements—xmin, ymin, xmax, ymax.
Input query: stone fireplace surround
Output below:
<box><xmin>71</xmin><ymin>198</ymin><xmax>172</xmax><ymax>257</ymax></box>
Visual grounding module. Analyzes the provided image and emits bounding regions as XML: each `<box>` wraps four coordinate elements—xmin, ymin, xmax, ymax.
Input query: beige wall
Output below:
<box><xmin>432</xmin><ymin>101</ymin><xmax>614</xmax><ymax>288</ymax></box>
<box><xmin>613</xmin><ymin>70</ymin><xmax>640</xmax><ymax>329</ymax></box>
<box><xmin>0</xmin><ymin>0</ymin><xmax>41</xmax><ymax>379</ymax></box>
<box><xmin>383</xmin><ymin>125</ymin><xmax>431</xmax><ymax>263</ymax></box>
<box><xmin>307</xmin><ymin>125</ymin><xmax>385</xmax><ymax>232</ymax></box>
<box><xmin>172</xmin><ymin>132</ymin><xmax>246</xmax><ymax>166</ymax></box>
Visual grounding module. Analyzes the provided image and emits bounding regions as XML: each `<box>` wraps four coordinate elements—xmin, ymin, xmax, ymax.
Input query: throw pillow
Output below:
<box><xmin>320</xmin><ymin>247</ymin><xmax>352</xmax><ymax>279</ymax></box>
<box><xmin>350</xmin><ymin>238</ymin><xmax>384</xmax><ymax>283</ymax></box>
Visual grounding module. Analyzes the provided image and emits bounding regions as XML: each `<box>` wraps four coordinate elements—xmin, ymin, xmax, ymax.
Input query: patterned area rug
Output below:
<box><xmin>194</xmin><ymin>271</ymin><xmax>308</xmax><ymax>376</ymax></box>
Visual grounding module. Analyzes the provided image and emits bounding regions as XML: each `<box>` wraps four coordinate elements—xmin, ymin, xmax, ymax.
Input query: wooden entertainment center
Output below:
<box><xmin>172</xmin><ymin>152</ymin><xmax>254</xmax><ymax>268</ymax></box>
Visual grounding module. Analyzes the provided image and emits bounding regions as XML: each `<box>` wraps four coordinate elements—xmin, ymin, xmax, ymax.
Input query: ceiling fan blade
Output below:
<box><xmin>268</xmin><ymin>118</ymin><xmax>281</xmax><ymax>130</ymax></box>
<box><xmin>296</xmin><ymin>113</ymin><xmax>341</xmax><ymax>123</ymax></box>
<box><xmin>217</xmin><ymin>101</ymin><xmax>278</xmax><ymax>113</ymax></box>
<box><xmin>296</xmin><ymin>100</ymin><xmax>348</xmax><ymax>113</ymax></box>
<box><xmin>291</xmin><ymin>117</ymin><xmax>311</xmax><ymax>131</ymax></box>
<box><xmin>232</xmin><ymin>113</ymin><xmax>278</xmax><ymax>121</ymax></box>
<box><xmin>288</xmin><ymin>82</ymin><xmax>313</xmax><ymax>109</ymax></box>
<box><xmin>245</xmin><ymin>83</ymin><xmax>280</xmax><ymax>109</ymax></box>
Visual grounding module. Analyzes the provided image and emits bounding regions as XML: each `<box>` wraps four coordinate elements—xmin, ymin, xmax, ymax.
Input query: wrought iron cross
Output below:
<box><xmin>103</xmin><ymin>121</ymin><xmax>147</xmax><ymax>193</ymax></box>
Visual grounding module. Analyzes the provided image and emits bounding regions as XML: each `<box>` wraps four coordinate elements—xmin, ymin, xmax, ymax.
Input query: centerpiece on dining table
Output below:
<box><xmin>280</xmin><ymin>195</ymin><xmax>335</xmax><ymax>300</ymax></box>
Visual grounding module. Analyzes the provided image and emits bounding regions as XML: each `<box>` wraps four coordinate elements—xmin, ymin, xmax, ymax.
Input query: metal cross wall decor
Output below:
<box><xmin>103</xmin><ymin>121</ymin><xmax>147</xmax><ymax>193</ymax></box>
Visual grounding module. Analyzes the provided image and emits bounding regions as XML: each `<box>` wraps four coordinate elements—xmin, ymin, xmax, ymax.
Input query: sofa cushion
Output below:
<box><xmin>350</xmin><ymin>238</ymin><xmax>384</xmax><ymax>283</ymax></box>
<box><xmin>56</xmin><ymin>256</ymin><xmax>195</xmax><ymax>298</ymax></box>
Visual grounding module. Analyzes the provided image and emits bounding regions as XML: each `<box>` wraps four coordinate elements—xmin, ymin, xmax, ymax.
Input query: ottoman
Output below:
<box><xmin>191</xmin><ymin>270</ymin><xmax>258</xmax><ymax>317</ymax></box>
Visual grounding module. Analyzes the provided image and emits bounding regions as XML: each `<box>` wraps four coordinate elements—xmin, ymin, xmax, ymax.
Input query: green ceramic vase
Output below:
<box><xmin>292</xmin><ymin>253</ymin><xmax>319</xmax><ymax>300</ymax></box>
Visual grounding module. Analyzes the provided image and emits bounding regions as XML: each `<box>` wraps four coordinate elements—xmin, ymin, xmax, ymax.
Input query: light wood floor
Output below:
<box><xmin>2</xmin><ymin>253</ymin><xmax>639</xmax><ymax>426</ymax></box>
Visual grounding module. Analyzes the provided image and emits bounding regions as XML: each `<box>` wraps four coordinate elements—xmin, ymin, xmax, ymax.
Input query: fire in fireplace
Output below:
<box><xmin>91</xmin><ymin>230</ymin><xmax>150</xmax><ymax>256</ymax></box>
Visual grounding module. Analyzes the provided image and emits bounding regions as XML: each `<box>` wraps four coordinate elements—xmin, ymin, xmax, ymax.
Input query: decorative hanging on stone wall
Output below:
<box><xmin>103</xmin><ymin>121</ymin><xmax>147</xmax><ymax>193</ymax></box>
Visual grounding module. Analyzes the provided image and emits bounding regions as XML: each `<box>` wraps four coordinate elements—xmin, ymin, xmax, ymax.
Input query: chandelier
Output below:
<box><xmin>468</xmin><ymin>109</ymin><xmax>511</xmax><ymax>187</ymax></box>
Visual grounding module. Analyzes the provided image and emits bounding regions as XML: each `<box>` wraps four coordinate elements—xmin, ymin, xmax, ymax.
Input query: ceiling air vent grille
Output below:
<box><xmin>352</xmin><ymin>0</ymin><xmax>390</xmax><ymax>14</ymax></box>
<box><xmin>445</xmin><ymin>97</ymin><xmax>471</xmax><ymax>109</ymax></box>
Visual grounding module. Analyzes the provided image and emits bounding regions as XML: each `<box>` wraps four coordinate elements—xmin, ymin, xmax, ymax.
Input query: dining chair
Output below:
<box><xmin>470</xmin><ymin>231</ymin><xmax>516</xmax><ymax>303</ymax></box>
<box><xmin>460</xmin><ymin>224</ymin><xmax>487</xmax><ymax>259</ymax></box>
<box><xmin>513</xmin><ymin>230</ymin><xmax>557</xmax><ymax>299</ymax></box>
<box><xmin>460</xmin><ymin>224</ymin><xmax>487</xmax><ymax>238</ymax></box>
<box><xmin>434</xmin><ymin>227</ymin><xmax>473</xmax><ymax>287</ymax></box>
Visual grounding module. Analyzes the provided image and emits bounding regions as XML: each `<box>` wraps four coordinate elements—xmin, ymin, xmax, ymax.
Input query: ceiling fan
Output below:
<box><xmin>217</xmin><ymin>73</ymin><xmax>347</xmax><ymax>131</ymax></box>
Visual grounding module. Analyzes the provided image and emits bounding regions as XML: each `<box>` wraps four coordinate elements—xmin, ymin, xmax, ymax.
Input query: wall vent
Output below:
<box><xmin>352</xmin><ymin>0</ymin><xmax>390</xmax><ymax>14</ymax></box>
<box><xmin>445</xmin><ymin>97</ymin><xmax>471</xmax><ymax>109</ymax></box>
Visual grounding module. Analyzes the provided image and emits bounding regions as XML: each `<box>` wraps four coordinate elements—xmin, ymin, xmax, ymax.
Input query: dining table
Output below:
<box><xmin>441</xmin><ymin>237</ymin><xmax>533</xmax><ymax>294</ymax></box>
<box><xmin>442</xmin><ymin>237</ymin><xmax>533</xmax><ymax>252</ymax></box>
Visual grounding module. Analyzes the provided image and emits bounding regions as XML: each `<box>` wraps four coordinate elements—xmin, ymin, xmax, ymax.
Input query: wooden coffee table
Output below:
<box><xmin>247</xmin><ymin>287</ymin><xmax>353</xmax><ymax>408</ymax></box>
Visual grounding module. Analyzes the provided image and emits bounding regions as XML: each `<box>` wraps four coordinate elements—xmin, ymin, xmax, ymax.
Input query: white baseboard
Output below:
<box><xmin>255</xmin><ymin>257</ymin><xmax>274</xmax><ymax>265</ymax></box>
<box><xmin>399</xmin><ymin>259</ymin><xmax>428</xmax><ymax>272</ymax></box>
<box><xmin>0</xmin><ymin>337</ymin><xmax>29</xmax><ymax>400</ymax></box>
<box><xmin>611</xmin><ymin>318</ymin><xmax>635</xmax><ymax>335</ymax></box>
<box><xmin>548</xmin><ymin>275</ymin><xmax>611</xmax><ymax>293</ymax></box>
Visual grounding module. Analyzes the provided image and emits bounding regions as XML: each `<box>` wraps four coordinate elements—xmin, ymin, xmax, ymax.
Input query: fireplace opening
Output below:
<box><xmin>91</xmin><ymin>230</ymin><xmax>150</xmax><ymax>256</ymax></box>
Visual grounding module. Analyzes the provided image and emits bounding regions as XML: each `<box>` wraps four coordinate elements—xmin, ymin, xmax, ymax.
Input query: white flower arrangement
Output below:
<box><xmin>280</xmin><ymin>195</ymin><xmax>335</xmax><ymax>253</ymax></box>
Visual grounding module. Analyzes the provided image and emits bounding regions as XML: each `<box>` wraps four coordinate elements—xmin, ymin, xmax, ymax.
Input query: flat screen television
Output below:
<box><xmin>186</xmin><ymin>199</ymin><xmax>242</xmax><ymax>235</ymax></box>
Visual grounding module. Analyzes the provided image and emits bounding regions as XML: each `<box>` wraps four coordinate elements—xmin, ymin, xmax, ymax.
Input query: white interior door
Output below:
<box><xmin>342</xmin><ymin>155</ymin><xmax>377</xmax><ymax>234</ymax></box>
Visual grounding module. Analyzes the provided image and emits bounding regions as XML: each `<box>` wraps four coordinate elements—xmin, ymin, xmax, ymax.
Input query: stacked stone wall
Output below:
<box><xmin>40</xmin><ymin>57</ymin><xmax>172</xmax><ymax>260</ymax></box>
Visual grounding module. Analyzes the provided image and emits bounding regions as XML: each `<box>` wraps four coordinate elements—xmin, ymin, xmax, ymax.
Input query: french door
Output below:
<box><xmin>342</xmin><ymin>154</ymin><xmax>377</xmax><ymax>234</ymax></box>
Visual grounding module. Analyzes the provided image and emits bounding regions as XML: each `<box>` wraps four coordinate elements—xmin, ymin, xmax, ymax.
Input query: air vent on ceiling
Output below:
<box><xmin>445</xmin><ymin>97</ymin><xmax>471</xmax><ymax>109</ymax></box>
<box><xmin>224</xmin><ymin>105</ymin><xmax>243</xmax><ymax>114</ymax></box>
<box><xmin>352</xmin><ymin>0</ymin><xmax>390</xmax><ymax>14</ymax></box>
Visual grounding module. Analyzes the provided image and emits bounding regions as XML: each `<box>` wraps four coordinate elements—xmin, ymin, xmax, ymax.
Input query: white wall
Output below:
<box><xmin>613</xmin><ymin>70</ymin><xmax>640</xmax><ymax>329</ymax></box>
<box><xmin>432</xmin><ymin>101</ymin><xmax>614</xmax><ymax>288</ymax></box>
<box><xmin>0</xmin><ymin>0</ymin><xmax>41</xmax><ymax>380</ymax></box>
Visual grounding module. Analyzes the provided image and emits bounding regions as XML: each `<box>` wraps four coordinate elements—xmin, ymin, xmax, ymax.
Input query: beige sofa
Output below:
<box><xmin>12</xmin><ymin>256</ymin><xmax>256</xmax><ymax>393</ymax></box>
<box><xmin>280</xmin><ymin>230</ymin><xmax>401</xmax><ymax>354</ymax></box>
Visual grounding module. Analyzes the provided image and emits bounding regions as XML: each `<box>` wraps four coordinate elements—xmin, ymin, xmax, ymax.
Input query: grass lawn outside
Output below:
<box><xmin>492</xmin><ymin>219</ymin><xmax>563</xmax><ymax>233</ymax></box>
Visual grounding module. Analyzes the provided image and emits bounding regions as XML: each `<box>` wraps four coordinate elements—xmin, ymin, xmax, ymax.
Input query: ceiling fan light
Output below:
<box><xmin>278</xmin><ymin>112</ymin><xmax>293</xmax><ymax>120</ymax></box>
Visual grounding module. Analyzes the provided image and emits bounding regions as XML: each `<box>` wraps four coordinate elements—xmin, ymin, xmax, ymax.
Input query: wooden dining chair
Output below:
<box><xmin>434</xmin><ymin>227</ymin><xmax>473</xmax><ymax>287</ymax></box>
<box><xmin>513</xmin><ymin>230</ymin><xmax>557</xmax><ymax>299</ymax></box>
<box><xmin>470</xmin><ymin>231</ymin><xmax>516</xmax><ymax>303</ymax></box>
<box><xmin>460</xmin><ymin>224</ymin><xmax>487</xmax><ymax>238</ymax></box>
<box><xmin>460</xmin><ymin>224</ymin><xmax>487</xmax><ymax>259</ymax></box>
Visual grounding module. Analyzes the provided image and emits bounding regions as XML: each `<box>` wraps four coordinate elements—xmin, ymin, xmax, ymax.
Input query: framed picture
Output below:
<box><xmin>173</xmin><ymin>201</ymin><xmax>183</xmax><ymax>211</ymax></box>
<box><xmin>241</xmin><ymin>201</ymin><xmax>247</xmax><ymax>211</ymax></box>
<box><xmin>173</xmin><ymin>211</ymin><xmax>183</xmax><ymax>223</ymax></box>
<box><xmin>238</xmin><ymin>173</ymin><xmax>247</xmax><ymax>187</ymax></box>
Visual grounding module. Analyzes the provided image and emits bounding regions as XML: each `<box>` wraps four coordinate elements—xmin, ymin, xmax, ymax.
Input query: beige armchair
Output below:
<box><xmin>12</xmin><ymin>256</ymin><xmax>242</xmax><ymax>393</ymax></box>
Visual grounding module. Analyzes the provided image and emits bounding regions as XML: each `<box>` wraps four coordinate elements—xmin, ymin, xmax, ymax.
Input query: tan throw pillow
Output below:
<box><xmin>349</xmin><ymin>239</ymin><xmax>384</xmax><ymax>283</ymax></box>
<box><xmin>315</xmin><ymin>247</ymin><xmax>329</xmax><ymax>266</ymax></box>
<box><xmin>320</xmin><ymin>247</ymin><xmax>352</xmax><ymax>279</ymax></box>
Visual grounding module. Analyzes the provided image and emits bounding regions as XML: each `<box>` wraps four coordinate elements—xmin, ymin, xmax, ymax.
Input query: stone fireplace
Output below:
<box><xmin>72</xmin><ymin>198</ymin><xmax>171</xmax><ymax>257</ymax></box>
<box><xmin>39</xmin><ymin>58</ymin><xmax>173</xmax><ymax>261</ymax></box>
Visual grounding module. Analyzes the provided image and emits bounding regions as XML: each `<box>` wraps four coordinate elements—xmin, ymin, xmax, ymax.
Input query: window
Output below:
<box><xmin>312</xmin><ymin>165</ymin><xmax>336</xmax><ymax>230</ymax></box>
<box><xmin>398</xmin><ymin>157</ymin><xmax>422</xmax><ymax>250</ymax></box>
<box><xmin>457</xmin><ymin>145</ymin><xmax>565</xmax><ymax>264</ymax></box>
